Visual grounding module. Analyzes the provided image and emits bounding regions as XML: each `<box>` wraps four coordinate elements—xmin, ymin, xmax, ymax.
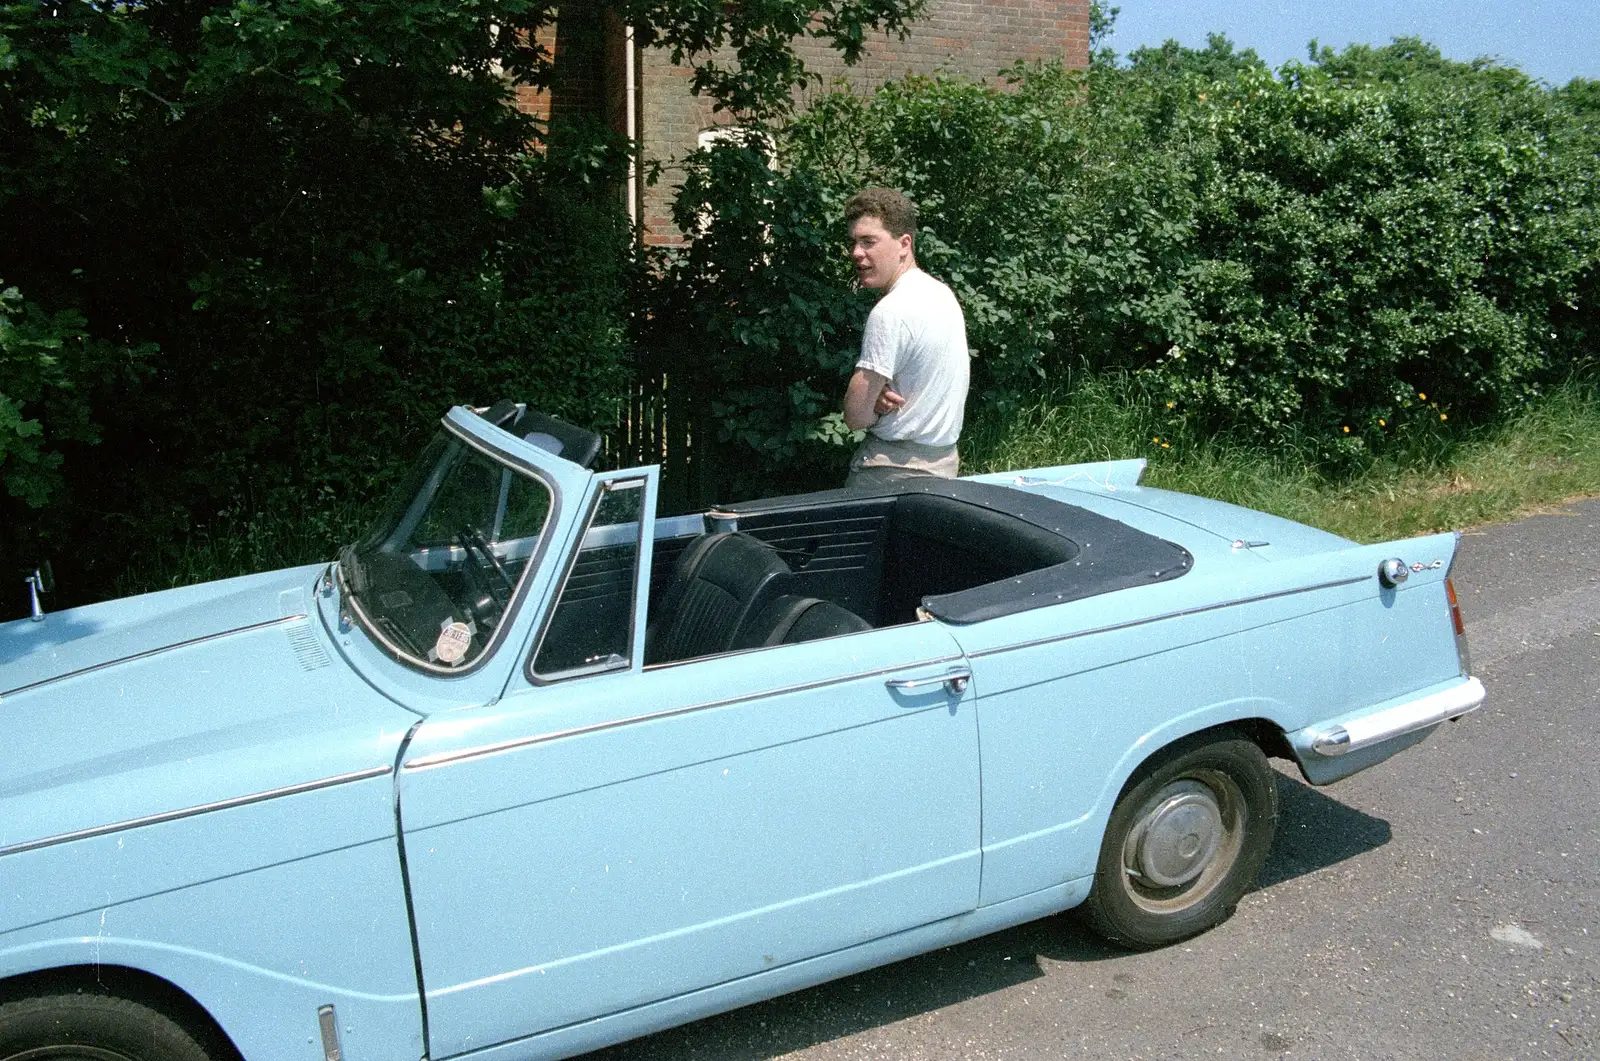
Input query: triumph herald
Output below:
<box><xmin>0</xmin><ymin>402</ymin><xmax>1483</xmax><ymax>1061</ymax></box>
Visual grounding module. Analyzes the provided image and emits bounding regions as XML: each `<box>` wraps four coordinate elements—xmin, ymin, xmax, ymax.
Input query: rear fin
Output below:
<box><xmin>971</xmin><ymin>457</ymin><xmax>1147</xmax><ymax>492</ymax></box>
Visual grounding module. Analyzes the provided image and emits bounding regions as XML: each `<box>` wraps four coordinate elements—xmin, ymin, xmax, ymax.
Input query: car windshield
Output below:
<box><xmin>339</xmin><ymin>431</ymin><xmax>554</xmax><ymax>670</ymax></box>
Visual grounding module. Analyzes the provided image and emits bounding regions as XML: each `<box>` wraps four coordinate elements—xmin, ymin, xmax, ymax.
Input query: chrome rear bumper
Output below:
<box><xmin>1309</xmin><ymin>676</ymin><xmax>1486</xmax><ymax>756</ymax></box>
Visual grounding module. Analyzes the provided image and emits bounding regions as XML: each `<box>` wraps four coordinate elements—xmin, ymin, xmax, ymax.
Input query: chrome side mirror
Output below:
<box><xmin>24</xmin><ymin>561</ymin><xmax>54</xmax><ymax>621</ymax></box>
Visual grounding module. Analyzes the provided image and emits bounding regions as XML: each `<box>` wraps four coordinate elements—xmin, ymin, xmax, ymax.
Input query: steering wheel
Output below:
<box><xmin>457</xmin><ymin>526</ymin><xmax>515</xmax><ymax>614</ymax></box>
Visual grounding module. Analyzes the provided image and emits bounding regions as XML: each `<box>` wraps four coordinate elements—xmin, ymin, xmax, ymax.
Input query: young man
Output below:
<box><xmin>840</xmin><ymin>187</ymin><xmax>970</xmax><ymax>489</ymax></box>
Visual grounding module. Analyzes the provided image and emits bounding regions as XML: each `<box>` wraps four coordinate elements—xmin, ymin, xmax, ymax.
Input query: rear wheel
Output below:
<box><xmin>1082</xmin><ymin>733</ymin><xmax>1277</xmax><ymax>949</ymax></box>
<box><xmin>0</xmin><ymin>992</ymin><xmax>218</xmax><ymax>1061</ymax></box>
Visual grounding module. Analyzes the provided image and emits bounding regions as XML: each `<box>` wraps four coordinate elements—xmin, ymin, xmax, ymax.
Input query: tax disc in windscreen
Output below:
<box><xmin>434</xmin><ymin>620</ymin><xmax>473</xmax><ymax>664</ymax></box>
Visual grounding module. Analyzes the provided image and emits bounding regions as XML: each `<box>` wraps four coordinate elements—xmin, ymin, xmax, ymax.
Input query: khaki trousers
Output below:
<box><xmin>846</xmin><ymin>435</ymin><xmax>959</xmax><ymax>490</ymax></box>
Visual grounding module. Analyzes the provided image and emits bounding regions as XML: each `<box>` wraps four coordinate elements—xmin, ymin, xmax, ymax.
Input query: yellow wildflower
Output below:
<box><xmin>1440</xmin><ymin>413</ymin><xmax>1447</xmax><ymax>421</ymax></box>
<box><xmin>1418</xmin><ymin>392</ymin><xmax>1427</xmax><ymax>400</ymax></box>
<box><xmin>1342</xmin><ymin>425</ymin><xmax>1350</xmax><ymax>433</ymax></box>
<box><xmin>1378</xmin><ymin>418</ymin><xmax>1387</xmax><ymax>427</ymax></box>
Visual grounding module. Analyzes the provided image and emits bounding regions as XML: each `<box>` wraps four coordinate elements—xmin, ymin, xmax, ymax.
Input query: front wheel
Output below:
<box><xmin>0</xmin><ymin>991</ymin><xmax>220</xmax><ymax>1061</ymax></box>
<box><xmin>1081</xmin><ymin>733</ymin><xmax>1277</xmax><ymax>949</ymax></box>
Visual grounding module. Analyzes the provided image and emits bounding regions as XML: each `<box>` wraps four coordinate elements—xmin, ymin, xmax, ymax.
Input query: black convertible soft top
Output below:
<box><xmin>713</xmin><ymin>478</ymin><xmax>1193</xmax><ymax>624</ymax></box>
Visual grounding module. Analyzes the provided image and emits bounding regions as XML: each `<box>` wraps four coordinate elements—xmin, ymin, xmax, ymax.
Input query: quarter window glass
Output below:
<box><xmin>533</xmin><ymin>478</ymin><xmax>647</xmax><ymax>677</ymax></box>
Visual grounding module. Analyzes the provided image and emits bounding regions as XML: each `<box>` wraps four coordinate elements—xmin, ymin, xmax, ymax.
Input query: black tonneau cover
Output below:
<box><xmin>714</xmin><ymin>478</ymin><xmax>1193</xmax><ymax>624</ymax></box>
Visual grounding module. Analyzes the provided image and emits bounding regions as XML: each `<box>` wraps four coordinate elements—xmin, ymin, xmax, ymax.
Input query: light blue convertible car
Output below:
<box><xmin>0</xmin><ymin>402</ymin><xmax>1483</xmax><ymax>1061</ymax></box>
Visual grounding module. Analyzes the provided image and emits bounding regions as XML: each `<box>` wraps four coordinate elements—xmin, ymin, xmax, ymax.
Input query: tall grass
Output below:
<box><xmin>108</xmin><ymin>487</ymin><xmax>376</xmax><ymax>601</ymax></box>
<box><xmin>963</xmin><ymin>374</ymin><xmax>1600</xmax><ymax>543</ymax></box>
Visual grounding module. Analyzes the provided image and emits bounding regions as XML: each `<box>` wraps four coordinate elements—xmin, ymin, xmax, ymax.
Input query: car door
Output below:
<box><xmin>399</xmin><ymin>470</ymin><xmax>982</xmax><ymax>1059</ymax></box>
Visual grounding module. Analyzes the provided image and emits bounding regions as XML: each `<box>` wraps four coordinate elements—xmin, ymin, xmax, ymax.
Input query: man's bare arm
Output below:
<box><xmin>843</xmin><ymin>368</ymin><xmax>890</xmax><ymax>431</ymax></box>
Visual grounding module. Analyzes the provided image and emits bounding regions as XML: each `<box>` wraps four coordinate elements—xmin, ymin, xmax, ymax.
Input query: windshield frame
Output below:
<box><xmin>338</xmin><ymin>414</ymin><xmax>568</xmax><ymax>677</ymax></box>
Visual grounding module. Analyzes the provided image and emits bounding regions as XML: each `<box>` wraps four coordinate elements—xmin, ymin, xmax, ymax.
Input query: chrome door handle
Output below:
<box><xmin>886</xmin><ymin>668</ymin><xmax>971</xmax><ymax>695</ymax></box>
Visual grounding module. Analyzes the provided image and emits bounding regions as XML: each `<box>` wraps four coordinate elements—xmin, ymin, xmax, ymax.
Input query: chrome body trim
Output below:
<box><xmin>967</xmin><ymin>575</ymin><xmax>1371</xmax><ymax>660</ymax></box>
<box><xmin>318</xmin><ymin>1004</ymin><xmax>344</xmax><ymax>1061</ymax></box>
<box><xmin>886</xmin><ymin>668</ymin><xmax>971</xmax><ymax>694</ymax></box>
<box><xmin>1310</xmin><ymin>677</ymin><xmax>1486</xmax><ymax>756</ymax></box>
<box><xmin>0</xmin><ymin>765</ymin><xmax>392</xmax><ymax>859</ymax></box>
<box><xmin>404</xmin><ymin>654</ymin><xmax>965</xmax><ymax>771</ymax></box>
<box><xmin>0</xmin><ymin>614</ymin><xmax>307</xmax><ymax>699</ymax></box>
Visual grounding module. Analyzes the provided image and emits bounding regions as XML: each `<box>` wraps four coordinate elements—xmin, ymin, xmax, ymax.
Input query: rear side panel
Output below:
<box><xmin>1280</xmin><ymin>532</ymin><xmax>1478</xmax><ymax>784</ymax></box>
<box><xmin>954</xmin><ymin>527</ymin><xmax>1476</xmax><ymax>906</ymax></box>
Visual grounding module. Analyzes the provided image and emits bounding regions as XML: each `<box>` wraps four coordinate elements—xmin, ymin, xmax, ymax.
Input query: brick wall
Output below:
<box><xmin>641</xmin><ymin>0</ymin><xmax>1090</xmax><ymax>245</ymax></box>
<box><xmin>511</xmin><ymin>0</ymin><xmax>622</xmax><ymax>132</ymax></box>
<box><xmin>514</xmin><ymin>0</ymin><xmax>1090</xmax><ymax>244</ymax></box>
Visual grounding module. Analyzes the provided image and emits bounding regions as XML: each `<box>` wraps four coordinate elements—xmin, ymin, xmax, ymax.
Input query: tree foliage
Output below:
<box><xmin>0</xmin><ymin>0</ymin><xmax>634</xmax><ymax>599</ymax></box>
<box><xmin>0</xmin><ymin>0</ymin><xmax>932</xmax><ymax>605</ymax></box>
<box><xmin>618</xmin><ymin>0</ymin><xmax>925</xmax><ymax>119</ymax></box>
<box><xmin>650</xmin><ymin>37</ymin><xmax>1600</xmax><ymax>489</ymax></box>
<box><xmin>0</xmin><ymin>282</ymin><xmax>151</xmax><ymax>508</ymax></box>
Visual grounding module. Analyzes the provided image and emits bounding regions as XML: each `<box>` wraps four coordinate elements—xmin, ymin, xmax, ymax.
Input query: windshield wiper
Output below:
<box><xmin>374</xmin><ymin>613</ymin><xmax>423</xmax><ymax>658</ymax></box>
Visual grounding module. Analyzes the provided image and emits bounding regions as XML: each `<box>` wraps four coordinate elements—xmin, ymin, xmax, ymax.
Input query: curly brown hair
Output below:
<box><xmin>843</xmin><ymin>187</ymin><xmax>917</xmax><ymax>239</ymax></box>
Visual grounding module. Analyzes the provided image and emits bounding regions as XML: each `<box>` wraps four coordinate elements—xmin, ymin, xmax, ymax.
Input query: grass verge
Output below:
<box><xmin>108</xmin><ymin>491</ymin><xmax>375</xmax><ymax>601</ymax></box>
<box><xmin>962</xmin><ymin>375</ymin><xmax>1600</xmax><ymax>544</ymax></box>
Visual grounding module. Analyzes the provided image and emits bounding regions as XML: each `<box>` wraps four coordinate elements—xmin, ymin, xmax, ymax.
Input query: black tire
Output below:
<box><xmin>0</xmin><ymin>991</ymin><xmax>219</xmax><ymax>1061</ymax></box>
<box><xmin>1081</xmin><ymin>733</ymin><xmax>1277</xmax><ymax>950</ymax></box>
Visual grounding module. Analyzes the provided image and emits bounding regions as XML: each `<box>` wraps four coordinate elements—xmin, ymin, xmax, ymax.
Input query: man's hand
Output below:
<box><xmin>874</xmin><ymin>387</ymin><xmax>905</xmax><ymax>416</ymax></box>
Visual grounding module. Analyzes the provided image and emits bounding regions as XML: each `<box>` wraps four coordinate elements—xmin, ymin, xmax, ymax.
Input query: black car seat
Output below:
<box><xmin>645</xmin><ymin>533</ymin><xmax>793</xmax><ymax>664</ymax></box>
<box><xmin>733</xmin><ymin>594</ymin><xmax>873</xmax><ymax>650</ymax></box>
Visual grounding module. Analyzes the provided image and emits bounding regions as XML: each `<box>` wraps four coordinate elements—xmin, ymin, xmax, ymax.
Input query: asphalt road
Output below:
<box><xmin>595</xmin><ymin>500</ymin><xmax>1600</xmax><ymax>1061</ymax></box>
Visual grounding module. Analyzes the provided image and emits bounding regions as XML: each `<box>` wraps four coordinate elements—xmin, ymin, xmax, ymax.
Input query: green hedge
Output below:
<box><xmin>649</xmin><ymin>38</ymin><xmax>1600</xmax><ymax>489</ymax></box>
<box><xmin>0</xmin><ymin>0</ymin><xmax>634</xmax><ymax>606</ymax></box>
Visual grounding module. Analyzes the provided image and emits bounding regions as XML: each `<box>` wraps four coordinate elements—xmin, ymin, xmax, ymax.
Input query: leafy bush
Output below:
<box><xmin>0</xmin><ymin>282</ymin><xmax>151</xmax><ymax>508</ymax></box>
<box><xmin>0</xmin><ymin>0</ymin><xmax>635</xmax><ymax>602</ymax></box>
<box><xmin>1131</xmin><ymin>43</ymin><xmax>1600</xmax><ymax>459</ymax></box>
<box><xmin>651</xmin><ymin>37</ymin><xmax>1600</xmax><ymax>485</ymax></box>
<box><xmin>1</xmin><ymin>0</ymin><xmax>936</xmax><ymax>606</ymax></box>
<box><xmin>640</xmin><ymin>131</ymin><xmax>871</xmax><ymax>502</ymax></box>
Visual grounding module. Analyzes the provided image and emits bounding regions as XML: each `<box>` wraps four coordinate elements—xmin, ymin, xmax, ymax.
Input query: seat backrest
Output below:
<box><xmin>734</xmin><ymin>595</ymin><xmax>872</xmax><ymax>650</ymax></box>
<box><xmin>645</xmin><ymin>533</ymin><xmax>792</xmax><ymax>665</ymax></box>
<box><xmin>786</xmin><ymin>598</ymin><xmax>873</xmax><ymax>643</ymax></box>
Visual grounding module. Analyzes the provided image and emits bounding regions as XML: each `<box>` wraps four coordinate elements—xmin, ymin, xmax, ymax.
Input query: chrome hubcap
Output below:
<box><xmin>1127</xmin><ymin>780</ymin><xmax>1224</xmax><ymax>887</ymax></box>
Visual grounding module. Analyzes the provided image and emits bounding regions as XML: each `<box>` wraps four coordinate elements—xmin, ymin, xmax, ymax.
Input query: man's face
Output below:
<box><xmin>849</xmin><ymin>215</ymin><xmax>912</xmax><ymax>290</ymax></box>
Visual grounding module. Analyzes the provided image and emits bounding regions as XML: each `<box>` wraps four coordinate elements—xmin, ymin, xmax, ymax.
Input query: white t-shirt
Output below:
<box><xmin>855</xmin><ymin>268</ymin><xmax>970</xmax><ymax>448</ymax></box>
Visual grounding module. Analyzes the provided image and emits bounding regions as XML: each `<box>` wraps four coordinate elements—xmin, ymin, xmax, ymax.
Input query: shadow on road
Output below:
<box><xmin>593</xmin><ymin>774</ymin><xmax>1389</xmax><ymax>1061</ymax></box>
<box><xmin>1257</xmin><ymin>771</ymin><xmax>1392</xmax><ymax>888</ymax></box>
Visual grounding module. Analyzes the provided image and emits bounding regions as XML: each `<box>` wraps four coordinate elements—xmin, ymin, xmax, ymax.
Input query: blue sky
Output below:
<box><xmin>1105</xmin><ymin>1</ymin><xmax>1599</xmax><ymax>86</ymax></box>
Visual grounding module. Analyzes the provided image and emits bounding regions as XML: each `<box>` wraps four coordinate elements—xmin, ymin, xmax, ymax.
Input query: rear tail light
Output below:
<box><xmin>1444</xmin><ymin>575</ymin><xmax>1471</xmax><ymax>674</ymax></box>
<box><xmin>1445</xmin><ymin>578</ymin><xmax>1466</xmax><ymax>635</ymax></box>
